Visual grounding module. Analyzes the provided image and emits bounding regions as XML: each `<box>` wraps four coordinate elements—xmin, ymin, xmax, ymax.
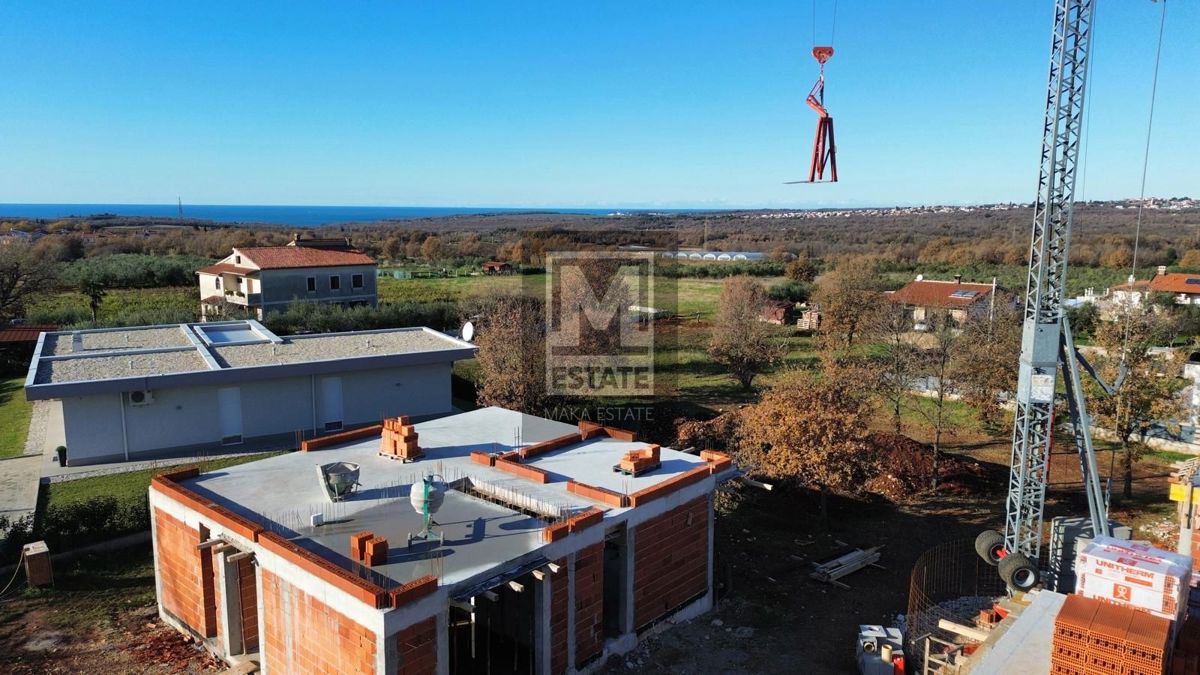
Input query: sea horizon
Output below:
<box><xmin>0</xmin><ymin>203</ymin><xmax>722</xmax><ymax>227</ymax></box>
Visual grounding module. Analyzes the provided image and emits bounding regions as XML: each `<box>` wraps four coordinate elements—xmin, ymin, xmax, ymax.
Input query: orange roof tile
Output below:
<box><xmin>886</xmin><ymin>279</ymin><xmax>993</xmax><ymax>308</ymax></box>
<box><xmin>196</xmin><ymin>262</ymin><xmax>249</xmax><ymax>276</ymax></box>
<box><xmin>235</xmin><ymin>246</ymin><xmax>375</xmax><ymax>270</ymax></box>
<box><xmin>1149</xmin><ymin>273</ymin><xmax>1200</xmax><ymax>295</ymax></box>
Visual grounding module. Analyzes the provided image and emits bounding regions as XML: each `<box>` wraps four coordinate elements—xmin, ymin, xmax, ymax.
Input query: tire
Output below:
<box><xmin>999</xmin><ymin>552</ymin><xmax>1039</xmax><ymax>592</ymax></box>
<box><xmin>975</xmin><ymin>530</ymin><xmax>1006</xmax><ymax>566</ymax></box>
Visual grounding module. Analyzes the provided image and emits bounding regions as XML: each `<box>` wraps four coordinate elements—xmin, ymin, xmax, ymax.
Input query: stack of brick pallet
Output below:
<box><xmin>1075</xmin><ymin>536</ymin><xmax>1191</xmax><ymax>625</ymax></box>
<box><xmin>379</xmin><ymin>415</ymin><xmax>422</xmax><ymax>461</ymax></box>
<box><xmin>1052</xmin><ymin>594</ymin><xmax>1171</xmax><ymax>675</ymax></box>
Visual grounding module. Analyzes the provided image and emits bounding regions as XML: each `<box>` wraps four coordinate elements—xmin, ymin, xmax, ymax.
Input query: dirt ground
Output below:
<box><xmin>0</xmin><ymin>432</ymin><xmax>1182</xmax><ymax>675</ymax></box>
<box><xmin>0</xmin><ymin>546</ymin><xmax>221</xmax><ymax>674</ymax></box>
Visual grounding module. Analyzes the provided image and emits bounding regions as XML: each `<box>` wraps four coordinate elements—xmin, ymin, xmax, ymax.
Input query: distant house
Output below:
<box><xmin>198</xmin><ymin>244</ymin><xmax>377</xmax><ymax>320</ymax></box>
<box><xmin>1148</xmin><ymin>267</ymin><xmax>1200</xmax><ymax>305</ymax></box>
<box><xmin>885</xmin><ymin>275</ymin><xmax>997</xmax><ymax>328</ymax></box>
<box><xmin>759</xmin><ymin>301</ymin><xmax>795</xmax><ymax>325</ymax></box>
<box><xmin>482</xmin><ymin>261</ymin><xmax>514</xmax><ymax>275</ymax></box>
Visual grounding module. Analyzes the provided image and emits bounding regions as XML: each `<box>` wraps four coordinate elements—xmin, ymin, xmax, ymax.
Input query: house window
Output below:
<box><xmin>215</xmin><ymin>277</ymin><xmax>222</xmax><ymax>290</ymax></box>
<box><xmin>307</xmin><ymin>276</ymin><xmax>316</xmax><ymax>292</ymax></box>
<box><xmin>236</xmin><ymin>277</ymin><xmax>243</xmax><ymax>288</ymax></box>
<box><xmin>234</xmin><ymin>255</ymin><xmax>241</xmax><ymax>264</ymax></box>
<box><xmin>324</xmin><ymin>421</ymin><xmax>343</xmax><ymax>432</ymax></box>
<box><xmin>352</xmin><ymin>273</ymin><xmax>364</xmax><ymax>289</ymax></box>
<box><xmin>329</xmin><ymin>275</ymin><xmax>341</xmax><ymax>290</ymax></box>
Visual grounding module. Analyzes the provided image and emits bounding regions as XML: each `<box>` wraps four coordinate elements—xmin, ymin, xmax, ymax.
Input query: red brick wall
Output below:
<box><xmin>574</xmin><ymin>543</ymin><xmax>604</xmax><ymax>667</ymax></box>
<box><xmin>550</xmin><ymin>557</ymin><xmax>568</xmax><ymax>675</ymax></box>
<box><xmin>394</xmin><ymin>616</ymin><xmax>437</xmax><ymax>674</ymax></box>
<box><xmin>632</xmin><ymin>497</ymin><xmax>709</xmax><ymax>630</ymax></box>
<box><xmin>236</xmin><ymin>557</ymin><xmax>259</xmax><ymax>653</ymax></box>
<box><xmin>155</xmin><ymin>507</ymin><xmax>216</xmax><ymax>638</ymax></box>
<box><xmin>261</xmin><ymin>569</ymin><xmax>378</xmax><ymax>674</ymax></box>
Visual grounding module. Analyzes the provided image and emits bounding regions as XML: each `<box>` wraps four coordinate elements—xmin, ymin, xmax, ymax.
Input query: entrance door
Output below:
<box><xmin>218</xmin><ymin>387</ymin><xmax>243</xmax><ymax>445</ymax></box>
<box><xmin>318</xmin><ymin>376</ymin><xmax>344</xmax><ymax>432</ymax></box>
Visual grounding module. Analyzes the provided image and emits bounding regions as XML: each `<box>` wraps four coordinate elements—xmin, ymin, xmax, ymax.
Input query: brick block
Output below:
<box><xmin>495</xmin><ymin>457</ymin><xmax>550</xmax><ymax>483</ymax></box>
<box><xmin>567</xmin><ymin>508</ymin><xmax>604</xmax><ymax>533</ymax></box>
<box><xmin>390</xmin><ymin>575</ymin><xmax>438</xmax><ymax>608</ymax></box>
<box><xmin>365</xmin><ymin>537</ymin><xmax>389</xmax><ymax>566</ymax></box>
<box><xmin>628</xmin><ymin>466</ymin><xmax>711</xmax><ymax>507</ymax></box>
<box><xmin>567</xmin><ymin>480</ymin><xmax>628</xmax><ymax>508</ymax></box>
<box><xmin>470</xmin><ymin>450</ymin><xmax>495</xmax><ymax>466</ymax></box>
<box><xmin>543</xmin><ymin>521</ymin><xmax>570</xmax><ymax>543</ymax></box>
<box><xmin>350</xmin><ymin>531</ymin><xmax>374</xmax><ymax>561</ymax></box>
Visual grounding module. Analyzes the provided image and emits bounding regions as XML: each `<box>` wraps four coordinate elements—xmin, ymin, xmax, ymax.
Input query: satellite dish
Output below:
<box><xmin>461</xmin><ymin>321</ymin><xmax>475</xmax><ymax>342</ymax></box>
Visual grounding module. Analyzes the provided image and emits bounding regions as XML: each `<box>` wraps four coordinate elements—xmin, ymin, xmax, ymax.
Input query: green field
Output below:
<box><xmin>0</xmin><ymin>378</ymin><xmax>32</xmax><ymax>459</ymax></box>
<box><xmin>30</xmin><ymin>286</ymin><xmax>199</xmax><ymax>327</ymax></box>
<box><xmin>46</xmin><ymin>452</ymin><xmax>285</xmax><ymax>509</ymax></box>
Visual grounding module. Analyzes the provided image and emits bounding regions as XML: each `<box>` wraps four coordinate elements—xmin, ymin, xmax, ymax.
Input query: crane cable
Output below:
<box><xmin>812</xmin><ymin>0</ymin><xmax>839</xmax><ymax>48</ymax></box>
<box><xmin>1108</xmin><ymin>0</ymin><xmax>1168</xmax><ymax>507</ymax></box>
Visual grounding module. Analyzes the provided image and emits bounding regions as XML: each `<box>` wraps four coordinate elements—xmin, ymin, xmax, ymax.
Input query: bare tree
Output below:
<box><xmin>474</xmin><ymin>295</ymin><xmax>548</xmax><ymax>414</ymax></box>
<box><xmin>1087</xmin><ymin>313</ymin><xmax>1186</xmax><ymax>498</ymax></box>
<box><xmin>912</xmin><ymin>309</ymin><xmax>961</xmax><ymax>490</ymax></box>
<box><xmin>954</xmin><ymin>295</ymin><xmax>1022</xmax><ymax>427</ymax></box>
<box><xmin>870</xmin><ymin>301</ymin><xmax>922</xmax><ymax>434</ymax></box>
<box><xmin>814</xmin><ymin>258</ymin><xmax>883</xmax><ymax>351</ymax></box>
<box><xmin>0</xmin><ymin>242</ymin><xmax>59</xmax><ymax>323</ymax></box>
<box><xmin>708</xmin><ymin>276</ymin><xmax>786</xmax><ymax>390</ymax></box>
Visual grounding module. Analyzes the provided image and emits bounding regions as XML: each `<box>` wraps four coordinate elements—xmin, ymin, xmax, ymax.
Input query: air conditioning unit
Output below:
<box><xmin>129</xmin><ymin>390</ymin><xmax>154</xmax><ymax>406</ymax></box>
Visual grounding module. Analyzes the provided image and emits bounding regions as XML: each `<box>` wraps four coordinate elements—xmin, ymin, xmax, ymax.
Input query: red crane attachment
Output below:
<box><xmin>804</xmin><ymin>46</ymin><xmax>837</xmax><ymax>183</ymax></box>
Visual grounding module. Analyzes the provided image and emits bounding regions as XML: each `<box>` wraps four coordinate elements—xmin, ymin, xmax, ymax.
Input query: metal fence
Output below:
<box><xmin>906</xmin><ymin>538</ymin><xmax>1008</xmax><ymax>672</ymax></box>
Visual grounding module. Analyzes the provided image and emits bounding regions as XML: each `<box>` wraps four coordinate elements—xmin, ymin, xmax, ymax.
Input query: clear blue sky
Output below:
<box><xmin>0</xmin><ymin>1</ymin><xmax>1194</xmax><ymax>209</ymax></box>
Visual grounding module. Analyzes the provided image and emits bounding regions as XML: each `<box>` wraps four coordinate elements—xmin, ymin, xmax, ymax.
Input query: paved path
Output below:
<box><xmin>0</xmin><ymin>400</ymin><xmax>55</xmax><ymax>539</ymax></box>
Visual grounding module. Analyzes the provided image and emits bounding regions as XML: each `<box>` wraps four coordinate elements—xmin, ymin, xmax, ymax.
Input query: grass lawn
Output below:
<box><xmin>46</xmin><ymin>452</ymin><xmax>284</xmax><ymax>509</ymax></box>
<box><xmin>0</xmin><ymin>378</ymin><xmax>32</xmax><ymax>459</ymax></box>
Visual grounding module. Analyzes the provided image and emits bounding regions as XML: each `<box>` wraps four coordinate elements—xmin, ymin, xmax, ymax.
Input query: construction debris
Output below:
<box><xmin>809</xmin><ymin>546</ymin><xmax>883</xmax><ymax>589</ymax></box>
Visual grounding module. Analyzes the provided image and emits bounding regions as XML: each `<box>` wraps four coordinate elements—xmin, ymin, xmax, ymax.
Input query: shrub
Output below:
<box><xmin>768</xmin><ymin>280</ymin><xmax>812</xmax><ymax>303</ymax></box>
<box><xmin>262</xmin><ymin>300</ymin><xmax>461</xmax><ymax>335</ymax></box>
<box><xmin>63</xmin><ymin>254</ymin><xmax>213</xmax><ymax>289</ymax></box>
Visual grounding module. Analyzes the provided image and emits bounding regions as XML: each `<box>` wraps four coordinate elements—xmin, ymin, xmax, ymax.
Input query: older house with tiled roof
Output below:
<box><xmin>198</xmin><ymin>241</ymin><xmax>377</xmax><ymax>319</ymax></box>
<box><xmin>885</xmin><ymin>274</ymin><xmax>997</xmax><ymax>329</ymax></box>
<box><xmin>1148</xmin><ymin>267</ymin><xmax>1200</xmax><ymax>305</ymax></box>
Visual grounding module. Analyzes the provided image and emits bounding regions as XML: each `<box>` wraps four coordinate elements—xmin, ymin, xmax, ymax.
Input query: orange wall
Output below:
<box><xmin>632</xmin><ymin>497</ymin><xmax>709</xmax><ymax>630</ymax></box>
<box><xmin>155</xmin><ymin>507</ymin><xmax>216</xmax><ymax>638</ymax></box>
<box><xmin>261</xmin><ymin>569</ymin><xmax>378</xmax><ymax>674</ymax></box>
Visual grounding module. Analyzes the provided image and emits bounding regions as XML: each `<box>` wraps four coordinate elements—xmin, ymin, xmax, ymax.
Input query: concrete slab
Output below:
<box><xmin>966</xmin><ymin>589</ymin><xmax>1066</xmax><ymax>675</ymax></box>
<box><xmin>180</xmin><ymin>406</ymin><xmax>713</xmax><ymax>593</ymax></box>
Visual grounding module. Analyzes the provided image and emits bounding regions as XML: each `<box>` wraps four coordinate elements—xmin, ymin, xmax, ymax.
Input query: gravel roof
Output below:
<box><xmin>42</xmin><ymin>327</ymin><xmax>191</xmax><ymax>356</ymax></box>
<box><xmin>212</xmin><ymin>329</ymin><xmax>460</xmax><ymax>368</ymax></box>
<box><xmin>35</xmin><ymin>349</ymin><xmax>208</xmax><ymax>384</ymax></box>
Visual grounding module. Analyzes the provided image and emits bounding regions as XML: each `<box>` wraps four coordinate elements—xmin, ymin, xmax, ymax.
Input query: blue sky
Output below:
<box><xmin>0</xmin><ymin>1</ymin><xmax>1194</xmax><ymax>209</ymax></box>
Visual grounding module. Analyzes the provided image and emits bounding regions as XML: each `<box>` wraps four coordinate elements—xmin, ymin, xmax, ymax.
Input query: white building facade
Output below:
<box><xmin>25</xmin><ymin>321</ymin><xmax>474</xmax><ymax>466</ymax></box>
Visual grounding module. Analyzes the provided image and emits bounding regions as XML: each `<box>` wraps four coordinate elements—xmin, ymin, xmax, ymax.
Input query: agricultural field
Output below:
<box><xmin>29</xmin><ymin>287</ymin><xmax>198</xmax><ymax>327</ymax></box>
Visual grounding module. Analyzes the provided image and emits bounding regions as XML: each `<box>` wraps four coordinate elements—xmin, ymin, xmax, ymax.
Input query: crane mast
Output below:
<box><xmin>977</xmin><ymin>0</ymin><xmax>1110</xmax><ymax>591</ymax></box>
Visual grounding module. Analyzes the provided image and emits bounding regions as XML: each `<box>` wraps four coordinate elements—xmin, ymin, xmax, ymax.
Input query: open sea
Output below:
<box><xmin>0</xmin><ymin>204</ymin><xmax>703</xmax><ymax>227</ymax></box>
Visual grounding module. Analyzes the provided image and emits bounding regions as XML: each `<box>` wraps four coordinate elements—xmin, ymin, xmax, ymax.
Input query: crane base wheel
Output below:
<box><xmin>999</xmin><ymin>552</ymin><xmax>1039</xmax><ymax>592</ymax></box>
<box><xmin>974</xmin><ymin>530</ymin><xmax>1005</xmax><ymax>567</ymax></box>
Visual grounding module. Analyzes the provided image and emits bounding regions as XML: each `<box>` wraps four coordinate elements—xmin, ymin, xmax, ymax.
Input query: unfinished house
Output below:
<box><xmin>149</xmin><ymin>406</ymin><xmax>734</xmax><ymax>674</ymax></box>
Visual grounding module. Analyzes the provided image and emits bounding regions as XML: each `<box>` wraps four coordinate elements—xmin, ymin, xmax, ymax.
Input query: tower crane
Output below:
<box><xmin>973</xmin><ymin>0</ymin><xmax>1119</xmax><ymax>591</ymax></box>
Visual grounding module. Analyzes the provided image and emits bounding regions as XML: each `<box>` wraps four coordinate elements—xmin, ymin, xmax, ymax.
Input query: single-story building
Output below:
<box><xmin>482</xmin><ymin>261</ymin><xmax>514</xmax><ymax>275</ymax></box>
<box><xmin>885</xmin><ymin>275</ymin><xmax>997</xmax><ymax>328</ymax></box>
<box><xmin>759</xmin><ymin>301</ymin><xmax>795</xmax><ymax>325</ymax></box>
<box><xmin>149</xmin><ymin>406</ymin><xmax>734</xmax><ymax>673</ymax></box>
<box><xmin>25</xmin><ymin>320</ymin><xmax>475</xmax><ymax>466</ymax></box>
<box><xmin>1148</xmin><ymin>267</ymin><xmax>1200</xmax><ymax>305</ymax></box>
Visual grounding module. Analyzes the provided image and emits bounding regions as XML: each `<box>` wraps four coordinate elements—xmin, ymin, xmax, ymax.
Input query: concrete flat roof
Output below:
<box><xmin>25</xmin><ymin>320</ymin><xmax>476</xmax><ymax>400</ymax></box>
<box><xmin>180</xmin><ymin>407</ymin><xmax>711</xmax><ymax>591</ymax></box>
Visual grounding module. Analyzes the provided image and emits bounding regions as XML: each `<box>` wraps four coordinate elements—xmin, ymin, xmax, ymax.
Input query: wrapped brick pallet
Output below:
<box><xmin>1075</xmin><ymin>536</ymin><xmax>1192</xmax><ymax>624</ymax></box>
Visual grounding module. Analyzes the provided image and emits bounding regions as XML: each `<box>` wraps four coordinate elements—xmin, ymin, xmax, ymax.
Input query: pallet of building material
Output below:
<box><xmin>809</xmin><ymin>546</ymin><xmax>883</xmax><ymax>589</ymax></box>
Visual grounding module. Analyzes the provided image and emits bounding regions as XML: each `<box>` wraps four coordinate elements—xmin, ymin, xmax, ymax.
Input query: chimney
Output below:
<box><xmin>954</xmin><ymin>274</ymin><xmax>963</xmax><ymax>284</ymax></box>
<box><xmin>1157</xmin><ymin>265</ymin><xmax>1167</xmax><ymax>276</ymax></box>
<box><xmin>915</xmin><ymin>274</ymin><xmax>924</xmax><ymax>282</ymax></box>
